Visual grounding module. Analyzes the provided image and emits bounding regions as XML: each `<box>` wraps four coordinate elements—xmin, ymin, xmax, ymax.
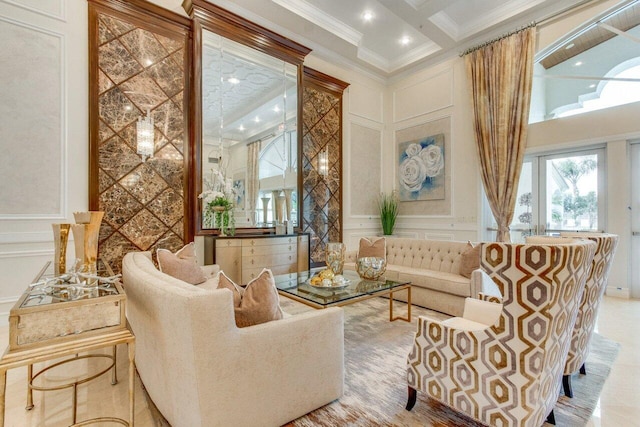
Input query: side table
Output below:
<box><xmin>0</xmin><ymin>262</ymin><xmax>136</xmax><ymax>426</ymax></box>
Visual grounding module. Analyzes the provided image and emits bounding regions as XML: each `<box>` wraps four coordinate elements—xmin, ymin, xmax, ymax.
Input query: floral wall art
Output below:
<box><xmin>398</xmin><ymin>134</ymin><xmax>445</xmax><ymax>201</ymax></box>
<box><xmin>395</xmin><ymin>116</ymin><xmax>452</xmax><ymax>216</ymax></box>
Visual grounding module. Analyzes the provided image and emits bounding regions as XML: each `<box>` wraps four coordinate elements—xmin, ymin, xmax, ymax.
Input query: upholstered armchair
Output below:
<box><xmin>406</xmin><ymin>240</ymin><xmax>596</xmax><ymax>427</ymax></box>
<box><xmin>528</xmin><ymin>233</ymin><xmax>618</xmax><ymax>397</ymax></box>
<box><xmin>122</xmin><ymin>252</ymin><xmax>344</xmax><ymax>427</ymax></box>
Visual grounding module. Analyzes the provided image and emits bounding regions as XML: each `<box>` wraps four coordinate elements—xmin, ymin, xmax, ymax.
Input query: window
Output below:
<box><xmin>530</xmin><ymin>2</ymin><xmax>640</xmax><ymax>123</ymax></box>
<box><xmin>483</xmin><ymin>148</ymin><xmax>606</xmax><ymax>242</ymax></box>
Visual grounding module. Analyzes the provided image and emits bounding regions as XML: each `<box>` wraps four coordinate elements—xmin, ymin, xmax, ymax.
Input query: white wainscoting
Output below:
<box><xmin>0</xmin><ymin>0</ymin><xmax>65</xmax><ymax>21</ymax></box>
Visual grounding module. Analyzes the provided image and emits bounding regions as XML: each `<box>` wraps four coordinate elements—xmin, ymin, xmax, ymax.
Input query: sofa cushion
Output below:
<box><xmin>459</xmin><ymin>242</ymin><xmax>481</xmax><ymax>279</ymax></box>
<box><xmin>396</xmin><ymin>266</ymin><xmax>471</xmax><ymax>297</ymax></box>
<box><xmin>157</xmin><ymin>243</ymin><xmax>207</xmax><ymax>285</ymax></box>
<box><xmin>217</xmin><ymin>269</ymin><xmax>284</xmax><ymax>328</ymax></box>
<box><xmin>358</xmin><ymin>237</ymin><xmax>386</xmax><ymax>259</ymax></box>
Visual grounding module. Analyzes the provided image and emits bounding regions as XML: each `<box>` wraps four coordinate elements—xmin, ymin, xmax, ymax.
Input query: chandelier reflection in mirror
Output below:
<box><xmin>136</xmin><ymin>109</ymin><xmax>154</xmax><ymax>161</ymax></box>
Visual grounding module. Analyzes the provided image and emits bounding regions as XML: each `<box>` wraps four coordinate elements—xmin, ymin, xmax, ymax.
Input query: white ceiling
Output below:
<box><xmin>151</xmin><ymin>0</ymin><xmax>598</xmax><ymax>79</ymax></box>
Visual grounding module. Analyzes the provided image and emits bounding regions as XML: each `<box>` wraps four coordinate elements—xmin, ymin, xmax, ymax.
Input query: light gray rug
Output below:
<box><xmin>281</xmin><ymin>297</ymin><xmax>620</xmax><ymax>427</ymax></box>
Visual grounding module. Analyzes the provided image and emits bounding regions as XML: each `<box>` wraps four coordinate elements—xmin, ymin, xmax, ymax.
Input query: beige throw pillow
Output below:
<box><xmin>358</xmin><ymin>237</ymin><xmax>386</xmax><ymax>259</ymax></box>
<box><xmin>217</xmin><ymin>269</ymin><xmax>284</xmax><ymax>328</ymax></box>
<box><xmin>459</xmin><ymin>242</ymin><xmax>481</xmax><ymax>279</ymax></box>
<box><xmin>157</xmin><ymin>243</ymin><xmax>207</xmax><ymax>285</ymax></box>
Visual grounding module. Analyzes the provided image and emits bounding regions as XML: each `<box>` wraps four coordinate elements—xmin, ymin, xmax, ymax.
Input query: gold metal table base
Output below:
<box><xmin>0</xmin><ymin>329</ymin><xmax>135</xmax><ymax>427</ymax></box>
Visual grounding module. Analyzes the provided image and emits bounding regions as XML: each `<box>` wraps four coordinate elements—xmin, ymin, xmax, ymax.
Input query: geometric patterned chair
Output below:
<box><xmin>406</xmin><ymin>240</ymin><xmax>596</xmax><ymax>426</ymax></box>
<box><xmin>559</xmin><ymin>233</ymin><xmax>618</xmax><ymax>397</ymax></box>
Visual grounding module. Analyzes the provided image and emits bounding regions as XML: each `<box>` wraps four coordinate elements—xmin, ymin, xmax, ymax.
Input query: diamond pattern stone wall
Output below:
<box><xmin>94</xmin><ymin>12</ymin><xmax>186</xmax><ymax>272</ymax></box>
<box><xmin>302</xmin><ymin>86</ymin><xmax>342</xmax><ymax>266</ymax></box>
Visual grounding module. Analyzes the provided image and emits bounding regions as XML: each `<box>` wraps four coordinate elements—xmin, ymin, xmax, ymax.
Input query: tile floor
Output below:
<box><xmin>0</xmin><ymin>295</ymin><xmax>638</xmax><ymax>426</ymax></box>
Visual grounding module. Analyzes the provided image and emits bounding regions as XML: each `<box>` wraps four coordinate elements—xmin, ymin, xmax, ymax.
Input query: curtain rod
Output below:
<box><xmin>460</xmin><ymin>0</ymin><xmax>606</xmax><ymax>57</ymax></box>
<box><xmin>461</xmin><ymin>22</ymin><xmax>536</xmax><ymax>57</ymax></box>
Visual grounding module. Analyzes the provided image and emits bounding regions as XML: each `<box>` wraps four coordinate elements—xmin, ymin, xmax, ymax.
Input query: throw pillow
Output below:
<box><xmin>459</xmin><ymin>242</ymin><xmax>481</xmax><ymax>279</ymax></box>
<box><xmin>157</xmin><ymin>242</ymin><xmax>207</xmax><ymax>285</ymax></box>
<box><xmin>358</xmin><ymin>237</ymin><xmax>386</xmax><ymax>259</ymax></box>
<box><xmin>217</xmin><ymin>269</ymin><xmax>284</xmax><ymax>328</ymax></box>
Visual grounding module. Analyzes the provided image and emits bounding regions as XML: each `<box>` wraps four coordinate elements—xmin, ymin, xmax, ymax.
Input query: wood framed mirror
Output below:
<box><xmin>184</xmin><ymin>0</ymin><xmax>310</xmax><ymax>236</ymax></box>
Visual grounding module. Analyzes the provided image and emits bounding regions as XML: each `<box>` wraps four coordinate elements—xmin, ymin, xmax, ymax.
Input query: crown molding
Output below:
<box><xmin>271</xmin><ymin>0</ymin><xmax>362</xmax><ymax>47</ymax></box>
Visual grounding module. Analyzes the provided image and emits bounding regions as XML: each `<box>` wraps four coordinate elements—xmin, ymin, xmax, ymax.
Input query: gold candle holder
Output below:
<box><xmin>71</xmin><ymin>211</ymin><xmax>104</xmax><ymax>275</ymax></box>
<box><xmin>52</xmin><ymin>223</ymin><xmax>71</xmax><ymax>275</ymax></box>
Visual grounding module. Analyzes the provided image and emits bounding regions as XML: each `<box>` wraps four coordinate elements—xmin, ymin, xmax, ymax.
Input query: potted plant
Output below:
<box><xmin>378</xmin><ymin>191</ymin><xmax>399</xmax><ymax>236</ymax></box>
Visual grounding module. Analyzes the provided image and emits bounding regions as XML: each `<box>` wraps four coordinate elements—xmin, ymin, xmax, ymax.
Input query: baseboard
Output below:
<box><xmin>605</xmin><ymin>286</ymin><xmax>630</xmax><ymax>299</ymax></box>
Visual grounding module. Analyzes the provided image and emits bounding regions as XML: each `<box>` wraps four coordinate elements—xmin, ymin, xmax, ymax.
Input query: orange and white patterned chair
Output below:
<box><xmin>555</xmin><ymin>233</ymin><xmax>617</xmax><ymax>397</ymax></box>
<box><xmin>406</xmin><ymin>240</ymin><xmax>596</xmax><ymax>426</ymax></box>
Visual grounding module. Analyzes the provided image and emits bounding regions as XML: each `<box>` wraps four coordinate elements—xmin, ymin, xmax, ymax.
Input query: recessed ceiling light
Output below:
<box><xmin>254</xmin><ymin>116</ymin><xmax>260</xmax><ymax>123</ymax></box>
<box><xmin>565</xmin><ymin>43</ymin><xmax>575</xmax><ymax>50</ymax></box>
<box><xmin>589</xmin><ymin>84</ymin><xmax>596</xmax><ymax>88</ymax></box>
<box><xmin>273</xmin><ymin>105</ymin><xmax>280</xmax><ymax>113</ymax></box>
<box><xmin>362</xmin><ymin>11</ymin><xmax>373</xmax><ymax>22</ymax></box>
<box><xmin>228</xmin><ymin>77</ymin><xmax>240</xmax><ymax>84</ymax></box>
<box><xmin>574</xmin><ymin>61</ymin><xmax>583</xmax><ymax>66</ymax></box>
<box><xmin>400</xmin><ymin>36</ymin><xmax>411</xmax><ymax>46</ymax></box>
<box><xmin>238</xmin><ymin>124</ymin><xmax>245</xmax><ymax>131</ymax></box>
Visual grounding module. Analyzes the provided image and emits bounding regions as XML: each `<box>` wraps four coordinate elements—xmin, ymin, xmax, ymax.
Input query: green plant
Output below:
<box><xmin>378</xmin><ymin>191</ymin><xmax>399</xmax><ymax>235</ymax></box>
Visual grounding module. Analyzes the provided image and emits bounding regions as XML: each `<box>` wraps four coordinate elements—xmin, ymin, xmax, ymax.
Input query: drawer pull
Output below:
<box><xmin>289</xmin><ymin>255</ymin><xmax>292</xmax><ymax>260</ymax></box>
<box><xmin>288</xmin><ymin>246</ymin><xmax>292</xmax><ymax>251</ymax></box>
<box><xmin>251</xmin><ymin>259</ymin><xmax>254</xmax><ymax>265</ymax></box>
<box><xmin>226</xmin><ymin>241</ymin><xmax>231</xmax><ymax>246</ymax></box>
<box><xmin>250</xmin><ymin>240</ymin><xmax>255</xmax><ymax>246</ymax></box>
<box><xmin>251</xmin><ymin>248</ymin><xmax>254</xmax><ymax>254</ymax></box>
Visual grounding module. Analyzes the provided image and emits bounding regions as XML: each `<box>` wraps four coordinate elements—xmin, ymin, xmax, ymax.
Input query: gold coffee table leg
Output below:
<box><xmin>0</xmin><ymin>368</ymin><xmax>6</xmax><ymax>427</ymax></box>
<box><xmin>389</xmin><ymin>286</ymin><xmax>411</xmax><ymax>322</ymax></box>
<box><xmin>111</xmin><ymin>346</ymin><xmax>118</xmax><ymax>385</ymax></box>
<box><xmin>128</xmin><ymin>342</ymin><xmax>136</xmax><ymax>427</ymax></box>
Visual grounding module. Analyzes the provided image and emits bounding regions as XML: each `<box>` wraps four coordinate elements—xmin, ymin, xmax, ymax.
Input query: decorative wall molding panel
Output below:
<box><xmin>349</xmin><ymin>123</ymin><xmax>382</xmax><ymax>216</ymax></box>
<box><xmin>393</xmin><ymin>68</ymin><xmax>453</xmax><ymax>123</ymax></box>
<box><xmin>0</xmin><ymin>0</ymin><xmax>65</xmax><ymax>21</ymax></box>
<box><xmin>348</xmin><ymin>82</ymin><xmax>383</xmax><ymax>123</ymax></box>
<box><xmin>0</xmin><ymin>15</ymin><xmax>66</xmax><ymax>219</ymax></box>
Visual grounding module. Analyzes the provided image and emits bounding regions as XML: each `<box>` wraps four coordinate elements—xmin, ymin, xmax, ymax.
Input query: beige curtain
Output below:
<box><xmin>247</xmin><ymin>141</ymin><xmax>261</xmax><ymax>225</ymax></box>
<box><xmin>465</xmin><ymin>26</ymin><xmax>536</xmax><ymax>242</ymax></box>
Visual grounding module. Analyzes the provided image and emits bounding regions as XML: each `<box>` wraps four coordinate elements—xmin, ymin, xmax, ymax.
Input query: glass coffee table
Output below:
<box><xmin>275</xmin><ymin>270</ymin><xmax>411</xmax><ymax>322</ymax></box>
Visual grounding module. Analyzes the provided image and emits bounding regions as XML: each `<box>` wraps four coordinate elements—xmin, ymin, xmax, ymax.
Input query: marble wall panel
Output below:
<box><xmin>302</xmin><ymin>83</ymin><xmax>343</xmax><ymax>265</ymax></box>
<box><xmin>94</xmin><ymin>12</ymin><xmax>186</xmax><ymax>272</ymax></box>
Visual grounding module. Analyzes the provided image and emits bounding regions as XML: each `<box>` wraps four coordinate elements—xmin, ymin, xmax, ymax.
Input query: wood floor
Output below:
<box><xmin>0</xmin><ymin>295</ymin><xmax>638</xmax><ymax>426</ymax></box>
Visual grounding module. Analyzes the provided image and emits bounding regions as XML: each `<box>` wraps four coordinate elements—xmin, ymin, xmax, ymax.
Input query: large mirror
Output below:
<box><xmin>199</xmin><ymin>30</ymin><xmax>299</xmax><ymax>232</ymax></box>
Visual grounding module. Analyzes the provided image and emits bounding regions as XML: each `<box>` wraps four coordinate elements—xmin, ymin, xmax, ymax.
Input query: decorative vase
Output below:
<box><xmin>71</xmin><ymin>211</ymin><xmax>104</xmax><ymax>276</ymax></box>
<box><xmin>356</xmin><ymin>256</ymin><xmax>387</xmax><ymax>281</ymax></box>
<box><xmin>326</xmin><ymin>242</ymin><xmax>346</xmax><ymax>275</ymax></box>
<box><xmin>52</xmin><ymin>223</ymin><xmax>71</xmax><ymax>276</ymax></box>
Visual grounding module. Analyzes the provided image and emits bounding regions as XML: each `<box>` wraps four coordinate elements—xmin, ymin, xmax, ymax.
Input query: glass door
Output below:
<box><xmin>631</xmin><ymin>142</ymin><xmax>640</xmax><ymax>298</ymax></box>
<box><xmin>496</xmin><ymin>148</ymin><xmax>606</xmax><ymax>242</ymax></box>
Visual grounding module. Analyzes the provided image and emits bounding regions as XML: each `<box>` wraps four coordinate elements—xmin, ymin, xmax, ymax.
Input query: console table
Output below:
<box><xmin>0</xmin><ymin>262</ymin><xmax>136</xmax><ymax>426</ymax></box>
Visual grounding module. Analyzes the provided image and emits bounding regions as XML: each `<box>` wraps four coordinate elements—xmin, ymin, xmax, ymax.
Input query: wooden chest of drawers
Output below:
<box><xmin>210</xmin><ymin>234</ymin><xmax>309</xmax><ymax>283</ymax></box>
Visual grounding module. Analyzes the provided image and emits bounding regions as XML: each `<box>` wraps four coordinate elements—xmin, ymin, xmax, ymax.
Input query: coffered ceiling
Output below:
<box><xmin>151</xmin><ymin>0</ymin><xmax>602</xmax><ymax>78</ymax></box>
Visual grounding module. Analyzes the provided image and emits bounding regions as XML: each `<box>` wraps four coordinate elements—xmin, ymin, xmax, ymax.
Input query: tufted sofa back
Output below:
<box><xmin>385</xmin><ymin>238</ymin><xmax>470</xmax><ymax>274</ymax></box>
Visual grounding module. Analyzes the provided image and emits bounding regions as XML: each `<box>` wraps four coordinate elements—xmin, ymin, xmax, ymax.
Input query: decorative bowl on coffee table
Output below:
<box><xmin>356</xmin><ymin>256</ymin><xmax>387</xmax><ymax>280</ymax></box>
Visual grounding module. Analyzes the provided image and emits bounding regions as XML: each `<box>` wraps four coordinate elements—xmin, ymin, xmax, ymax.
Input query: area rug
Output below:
<box><xmin>281</xmin><ymin>297</ymin><xmax>620</xmax><ymax>427</ymax></box>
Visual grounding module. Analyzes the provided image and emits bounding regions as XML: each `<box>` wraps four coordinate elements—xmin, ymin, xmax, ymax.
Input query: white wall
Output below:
<box><xmin>0</xmin><ymin>0</ymin><xmax>88</xmax><ymax>323</ymax></box>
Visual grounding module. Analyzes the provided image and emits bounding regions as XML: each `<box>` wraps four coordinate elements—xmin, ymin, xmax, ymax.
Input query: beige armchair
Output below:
<box><xmin>122</xmin><ymin>251</ymin><xmax>344</xmax><ymax>427</ymax></box>
<box><xmin>406</xmin><ymin>240</ymin><xmax>595</xmax><ymax>427</ymax></box>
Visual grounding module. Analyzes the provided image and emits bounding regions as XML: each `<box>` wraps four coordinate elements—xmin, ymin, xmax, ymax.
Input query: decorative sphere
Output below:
<box><xmin>356</xmin><ymin>257</ymin><xmax>387</xmax><ymax>280</ymax></box>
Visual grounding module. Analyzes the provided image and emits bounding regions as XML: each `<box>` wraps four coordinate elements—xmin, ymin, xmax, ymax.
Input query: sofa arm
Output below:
<box><xmin>193</xmin><ymin>307</ymin><xmax>344</xmax><ymax>427</ymax></box>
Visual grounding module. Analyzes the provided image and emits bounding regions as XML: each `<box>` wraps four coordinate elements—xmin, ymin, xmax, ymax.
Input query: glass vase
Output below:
<box><xmin>326</xmin><ymin>242</ymin><xmax>346</xmax><ymax>275</ymax></box>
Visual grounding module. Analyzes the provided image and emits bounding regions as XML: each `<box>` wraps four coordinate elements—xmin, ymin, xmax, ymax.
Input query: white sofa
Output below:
<box><xmin>345</xmin><ymin>238</ymin><xmax>479</xmax><ymax>316</ymax></box>
<box><xmin>122</xmin><ymin>251</ymin><xmax>344</xmax><ymax>427</ymax></box>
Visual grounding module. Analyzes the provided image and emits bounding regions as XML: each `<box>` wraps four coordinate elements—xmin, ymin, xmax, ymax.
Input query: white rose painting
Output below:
<box><xmin>397</xmin><ymin>133</ymin><xmax>445</xmax><ymax>201</ymax></box>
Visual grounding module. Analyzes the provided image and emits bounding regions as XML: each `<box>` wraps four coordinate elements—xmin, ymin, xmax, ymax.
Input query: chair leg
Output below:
<box><xmin>562</xmin><ymin>374</ymin><xmax>573</xmax><ymax>398</ymax></box>
<box><xmin>405</xmin><ymin>386</ymin><xmax>417</xmax><ymax>411</ymax></box>
<box><xmin>579</xmin><ymin>363</ymin><xmax>586</xmax><ymax>375</ymax></box>
<box><xmin>546</xmin><ymin>409</ymin><xmax>556</xmax><ymax>425</ymax></box>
